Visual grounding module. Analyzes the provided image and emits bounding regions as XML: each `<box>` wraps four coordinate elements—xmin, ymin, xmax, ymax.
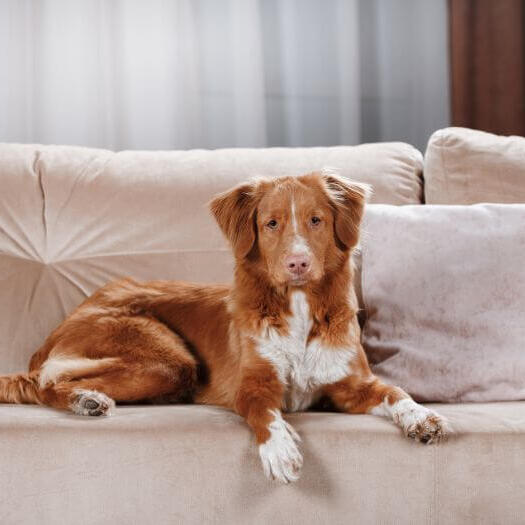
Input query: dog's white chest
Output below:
<box><xmin>256</xmin><ymin>291</ymin><xmax>354</xmax><ymax>412</ymax></box>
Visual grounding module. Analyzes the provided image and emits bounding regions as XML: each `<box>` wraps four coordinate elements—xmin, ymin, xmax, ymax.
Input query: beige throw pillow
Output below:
<box><xmin>361</xmin><ymin>204</ymin><xmax>525</xmax><ymax>402</ymax></box>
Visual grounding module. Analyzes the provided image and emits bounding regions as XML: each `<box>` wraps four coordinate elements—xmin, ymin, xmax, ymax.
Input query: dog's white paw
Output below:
<box><xmin>259</xmin><ymin>410</ymin><xmax>302</xmax><ymax>483</ymax></box>
<box><xmin>71</xmin><ymin>389</ymin><xmax>115</xmax><ymax>416</ymax></box>
<box><xmin>393</xmin><ymin>399</ymin><xmax>447</xmax><ymax>444</ymax></box>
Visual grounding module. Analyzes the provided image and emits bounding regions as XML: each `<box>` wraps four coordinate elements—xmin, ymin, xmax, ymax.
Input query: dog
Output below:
<box><xmin>0</xmin><ymin>171</ymin><xmax>446</xmax><ymax>482</ymax></box>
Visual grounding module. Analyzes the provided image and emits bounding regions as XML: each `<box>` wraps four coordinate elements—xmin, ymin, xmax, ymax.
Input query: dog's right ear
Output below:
<box><xmin>209</xmin><ymin>179</ymin><xmax>262</xmax><ymax>259</ymax></box>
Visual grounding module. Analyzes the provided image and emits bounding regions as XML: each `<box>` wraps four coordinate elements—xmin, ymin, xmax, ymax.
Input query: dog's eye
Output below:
<box><xmin>311</xmin><ymin>216</ymin><xmax>321</xmax><ymax>225</ymax></box>
<box><xmin>267</xmin><ymin>219</ymin><xmax>278</xmax><ymax>229</ymax></box>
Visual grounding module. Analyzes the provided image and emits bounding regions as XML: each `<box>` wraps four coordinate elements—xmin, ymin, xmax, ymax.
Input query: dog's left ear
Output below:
<box><xmin>209</xmin><ymin>179</ymin><xmax>262</xmax><ymax>259</ymax></box>
<box><xmin>322</xmin><ymin>172</ymin><xmax>372</xmax><ymax>250</ymax></box>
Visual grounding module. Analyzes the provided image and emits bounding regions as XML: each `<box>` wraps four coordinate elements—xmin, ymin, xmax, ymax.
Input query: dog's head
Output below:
<box><xmin>210</xmin><ymin>171</ymin><xmax>370</xmax><ymax>287</ymax></box>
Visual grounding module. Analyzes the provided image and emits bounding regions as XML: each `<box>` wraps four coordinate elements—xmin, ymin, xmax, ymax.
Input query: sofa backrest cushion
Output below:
<box><xmin>361</xmin><ymin>203</ymin><xmax>525</xmax><ymax>402</ymax></box>
<box><xmin>424</xmin><ymin>127</ymin><xmax>525</xmax><ymax>204</ymax></box>
<box><xmin>0</xmin><ymin>142</ymin><xmax>422</xmax><ymax>373</ymax></box>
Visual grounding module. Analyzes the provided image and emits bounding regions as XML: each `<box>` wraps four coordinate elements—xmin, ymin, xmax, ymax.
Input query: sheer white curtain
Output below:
<box><xmin>0</xmin><ymin>0</ymin><xmax>449</xmax><ymax>151</ymax></box>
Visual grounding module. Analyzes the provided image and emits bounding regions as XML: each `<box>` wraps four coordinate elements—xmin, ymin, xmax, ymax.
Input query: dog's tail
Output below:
<box><xmin>0</xmin><ymin>372</ymin><xmax>41</xmax><ymax>405</ymax></box>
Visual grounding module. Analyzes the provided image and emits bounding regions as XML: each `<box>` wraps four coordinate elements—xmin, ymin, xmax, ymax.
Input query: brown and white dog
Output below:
<box><xmin>0</xmin><ymin>171</ymin><xmax>446</xmax><ymax>482</ymax></box>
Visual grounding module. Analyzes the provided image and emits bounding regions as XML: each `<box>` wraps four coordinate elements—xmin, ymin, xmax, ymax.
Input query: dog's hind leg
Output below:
<box><xmin>39</xmin><ymin>358</ymin><xmax>196</xmax><ymax>416</ymax></box>
<box><xmin>36</xmin><ymin>316</ymin><xmax>198</xmax><ymax>416</ymax></box>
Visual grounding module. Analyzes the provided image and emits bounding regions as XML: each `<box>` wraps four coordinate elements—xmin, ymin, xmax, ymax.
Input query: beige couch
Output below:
<box><xmin>1</xmin><ymin>130</ymin><xmax>524</xmax><ymax>525</ymax></box>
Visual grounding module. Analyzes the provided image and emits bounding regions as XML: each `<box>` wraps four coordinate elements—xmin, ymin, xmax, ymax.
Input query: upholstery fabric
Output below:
<box><xmin>361</xmin><ymin>204</ymin><xmax>525</xmax><ymax>402</ymax></box>
<box><xmin>424</xmin><ymin>127</ymin><xmax>525</xmax><ymax>204</ymax></box>
<box><xmin>1</xmin><ymin>402</ymin><xmax>524</xmax><ymax>525</ymax></box>
<box><xmin>0</xmin><ymin>142</ymin><xmax>422</xmax><ymax>374</ymax></box>
<box><xmin>1</xmin><ymin>142</ymin><xmax>525</xmax><ymax>524</ymax></box>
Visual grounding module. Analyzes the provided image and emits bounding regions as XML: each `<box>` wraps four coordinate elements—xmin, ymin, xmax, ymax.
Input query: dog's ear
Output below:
<box><xmin>322</xmin><ymin>171</ymin><xmax>371</xmax><ymax>250</ymax></box>
<box><xmin>209</xmin><ymin>179</ymin><xmax>262</xmax><ymax>259</ymax></box>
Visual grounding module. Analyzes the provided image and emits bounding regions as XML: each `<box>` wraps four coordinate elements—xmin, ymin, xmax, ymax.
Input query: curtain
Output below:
<box><xmin>0</xmin><ymin>0</ymin><xmax>449</xmax><ymax>151</ymax></box>
<box><xmin>449</xmin><ymin>0</ymin><xmax>525</xmax><ymax>136</ymax></box>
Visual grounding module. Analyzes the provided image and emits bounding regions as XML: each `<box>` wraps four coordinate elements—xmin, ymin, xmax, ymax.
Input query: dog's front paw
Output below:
<box><xmin>259</xmin><ymin>410</ymin><xmax>302</xmax><ymax>483</ymax></box>
<box><xmin>393</xmin><ymin>400</ymin><xmax>447</xmax><ymax>444</ymax></box>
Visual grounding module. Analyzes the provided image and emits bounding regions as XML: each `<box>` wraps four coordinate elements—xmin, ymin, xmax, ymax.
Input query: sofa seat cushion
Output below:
<box><xmin>1</xmin><ymin>403</ymin><xmax>524</xmax><ymax>524</ymax></box>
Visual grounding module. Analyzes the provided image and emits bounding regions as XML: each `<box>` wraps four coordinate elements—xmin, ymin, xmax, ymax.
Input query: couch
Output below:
<box><xmin>1</xmin><ymin>128</ymin><xmax>524</xmax><ymax>525</ymax></box>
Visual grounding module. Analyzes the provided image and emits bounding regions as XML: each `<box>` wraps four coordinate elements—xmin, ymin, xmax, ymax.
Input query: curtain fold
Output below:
<box><xmin>0</xmin><ymin>0</ymin><xmax>449</xmax><ymax>151</ymax></box>
<box><xmin>449</xmin><ymin>0</ymin><xmax>525</xmax><ymax>136</ymax></box>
